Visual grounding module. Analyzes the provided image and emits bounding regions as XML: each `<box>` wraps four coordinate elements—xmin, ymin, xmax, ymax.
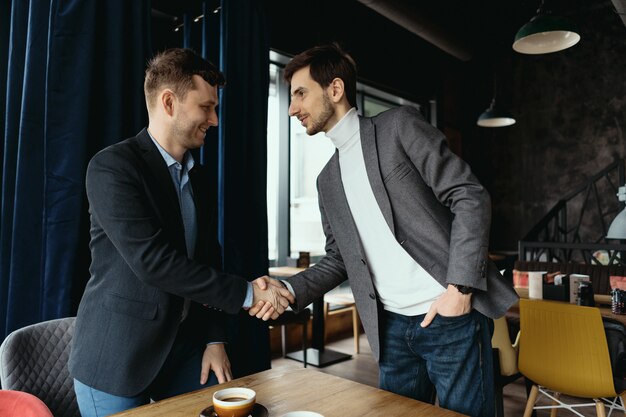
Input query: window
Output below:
<box><xmin>267</xmin><ymin>52</ymin><xmax>421</xmax><ymax>265</ymax></box>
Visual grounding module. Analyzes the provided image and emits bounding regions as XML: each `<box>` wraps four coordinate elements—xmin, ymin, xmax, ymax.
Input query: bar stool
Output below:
<box><xmin>323</xmin><ymin>292</ymin><xmax>360</xmax><ymax>354</ymax></box>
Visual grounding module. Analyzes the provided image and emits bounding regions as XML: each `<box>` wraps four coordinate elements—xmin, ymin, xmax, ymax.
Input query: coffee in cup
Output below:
<box><xmin>212</xmin><ymin>388</ymin><xmax>256</xmax><ymax>417</ymax></box>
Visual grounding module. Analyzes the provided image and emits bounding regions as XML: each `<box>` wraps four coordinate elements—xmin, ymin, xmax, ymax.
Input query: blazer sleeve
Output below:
<box><xmin>86</xmin><ymin>148</ymin><xmax>248</xmax><ymax>314</ymax></box>
<box><xmin>287</xmin><ymin>177</ymin><xmax>349</xmax><ymax>310</ymax></box>
<box><xmin>394</xmin><ymin>106</ymin><xmax>491</xmax><ymax>290</ymax></box>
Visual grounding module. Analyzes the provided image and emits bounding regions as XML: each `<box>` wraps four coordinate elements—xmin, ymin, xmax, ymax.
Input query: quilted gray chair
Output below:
<box><xmin>0</xmin><ymin>317</ymin><xmax>79</xmax><ymax>417</ymax></box>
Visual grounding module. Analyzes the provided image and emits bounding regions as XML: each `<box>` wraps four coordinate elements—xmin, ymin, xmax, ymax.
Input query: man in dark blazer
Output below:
<box><xmin>69</xmin><ymin>48</ymin><xmax>293</xmax><ymax>417</ymax></box>
<box><xmin>252</xmin><ymin>44</ymin><xmax>518</xmax><ymax>417</ymax></box>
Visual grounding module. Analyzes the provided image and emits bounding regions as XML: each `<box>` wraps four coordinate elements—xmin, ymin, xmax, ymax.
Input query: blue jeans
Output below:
<box><xmin>74</xmin><ymin>334</ymin><xmax>218</xmax><ymax>417</ymax></box>
<box><xmin>379</xmin><ymin>309</ymin><xmax>495</xmax><ymax>417</ymax></box>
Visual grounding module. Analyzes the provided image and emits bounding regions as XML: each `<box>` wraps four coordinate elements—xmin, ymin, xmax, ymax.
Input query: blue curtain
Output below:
<box><xmin>218</xmin><ymin>0</ymin><xmax>271</xmax><ymax>376</ymax></box>
<box><xmin>0</xmin><ymin>0</ymin><xmax>150</xmax><ymax>339</ymax></box>
<box><xmin>170</xmin><ymin>0</ymin><xmax>271</xmax><ymax>376</ymax></box>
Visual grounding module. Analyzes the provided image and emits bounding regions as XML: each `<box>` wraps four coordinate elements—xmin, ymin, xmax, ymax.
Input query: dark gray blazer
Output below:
<box><xmin>287</xmin><ymin>106</ymin><xmax>518</xmax><ymax>361</ymax></box>
<box><xmin>69</xmin><ymin>129</ymin><xmax>248</xmax><ymax>396</ymax></box>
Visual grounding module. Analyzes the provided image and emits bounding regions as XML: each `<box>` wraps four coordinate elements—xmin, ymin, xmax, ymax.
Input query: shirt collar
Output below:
<box><xmin>147</xmin><ymin>129</ymin><xmax>195</xmax><ymax>171</ymax></box>
<box><xmin>325</xmin><ymin>107</ymin><xmax>359</xmax><ymax>150</ymax></box>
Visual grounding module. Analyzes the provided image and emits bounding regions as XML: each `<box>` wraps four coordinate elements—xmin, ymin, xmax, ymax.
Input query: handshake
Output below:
<box><xmin>247</xmin><ymin>276</ymin><xmax>295</xmax><ymax>321</ymax></box>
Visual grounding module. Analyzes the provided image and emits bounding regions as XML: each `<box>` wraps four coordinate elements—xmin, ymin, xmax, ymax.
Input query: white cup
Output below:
<box><xmin>212</xmin><ymin>388</ymin><xmax>256</xmax><ymax>417</ymax></box>
<box><xmin>280</xmin><ymin>412</ymin><xmax>324</xmax><ymax>417</ymax></box>
<box><xmin>528</xmin><ymin>271</ymin><xmax>546</xmax><ymax>300</ymax></box>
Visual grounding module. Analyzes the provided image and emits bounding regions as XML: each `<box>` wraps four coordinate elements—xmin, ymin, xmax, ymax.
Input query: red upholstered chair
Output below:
<box><xmin>0</xmin><ymin>390</ymin><xmax>54</xmax><ymax>417</ymax></box>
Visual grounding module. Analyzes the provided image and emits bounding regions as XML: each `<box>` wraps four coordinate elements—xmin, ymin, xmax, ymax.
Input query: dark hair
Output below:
<box><xmin>144</xmin><ymin>48</ymin><xmax>225</xmax><ymax>109</ymax></box>
<box><xmin>284</xmin><ymin>43</ymin><xmax>357</xmax><ymax>108</ymax></box>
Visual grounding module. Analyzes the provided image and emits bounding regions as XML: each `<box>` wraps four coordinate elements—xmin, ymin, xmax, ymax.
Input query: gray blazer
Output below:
<box><xmin>69</xmin><ymin>129</ymin><xmax>248</xmax><ymax>397</ymax></box>
<box><xmin>287</xmin><ymin>106</ymin><xmax>518</xmax><ymax>361</ymax></box>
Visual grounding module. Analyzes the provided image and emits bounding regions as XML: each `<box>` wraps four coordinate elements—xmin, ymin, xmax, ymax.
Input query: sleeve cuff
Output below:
<box><xmin>242</xmin><ymin>281</ymin><xmax>254</xmax><ymax>309</ymax></box>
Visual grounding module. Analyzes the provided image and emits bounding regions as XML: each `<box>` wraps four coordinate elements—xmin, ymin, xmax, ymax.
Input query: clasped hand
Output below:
<box><xmin>248</xmin><ymin>276</ymin><xmax>295</xmax><ymax>321</ymax></box>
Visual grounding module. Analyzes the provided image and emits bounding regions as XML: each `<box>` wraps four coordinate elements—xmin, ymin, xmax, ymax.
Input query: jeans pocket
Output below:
<box><xmin>435</xmin><ymin>311</ymin><xmax>472</xmax><ymax>322</ymax></box>
<box><xmin>426</xmin><ymin>312</ymin><xmax>474</xmax><ymax>334</ymax></box>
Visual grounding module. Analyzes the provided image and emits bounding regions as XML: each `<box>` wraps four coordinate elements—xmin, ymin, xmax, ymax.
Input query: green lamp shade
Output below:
<box><xmin>513</xmin><ymin>15</ymin><xmax>580</xmax><ymax>54</ymax></box>
<box><xmin>477</xmin><ymin>100</ymin><xmax>516</xmax><ymax>127</ymax></box>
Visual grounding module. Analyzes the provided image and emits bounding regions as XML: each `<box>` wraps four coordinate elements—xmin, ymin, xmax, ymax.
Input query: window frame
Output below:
<box><xmin>268</xmin><ymin>51</ymin><xmax>424</xmax><ymax>266</ymax></box>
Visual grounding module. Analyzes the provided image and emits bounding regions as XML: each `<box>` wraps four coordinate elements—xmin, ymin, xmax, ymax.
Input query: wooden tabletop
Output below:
<box><xmin>110</xmin><ymin>368</ymin><xmax>465</xmax><ymax>417</ymax></box>
<box><xmin>268</xmin><ymin>266</ymin><xmax>306</xmax><ymax>278</ymax></box>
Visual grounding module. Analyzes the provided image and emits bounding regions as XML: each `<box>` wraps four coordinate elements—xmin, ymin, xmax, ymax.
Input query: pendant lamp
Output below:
<box><xmin>513</xmin><ymin>0</ymin><xmax>580</xmax><ymax>54</ymax></box>
<box><xmin>477</xmin><ymin>98</ymin><xmax>516</xmax><ymax>127</ymax></box>
<box><xmin>477</xmin><ymin>75</ymin><xmax>516</xmax><ymax>128</ymax></box>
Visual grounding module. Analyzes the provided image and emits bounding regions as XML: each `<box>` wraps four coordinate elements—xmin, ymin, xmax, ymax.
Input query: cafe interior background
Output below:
<box><xmin>1</xmin><ymin>0</ymin><xmax>625</xmax><ymax>377</ymax></box>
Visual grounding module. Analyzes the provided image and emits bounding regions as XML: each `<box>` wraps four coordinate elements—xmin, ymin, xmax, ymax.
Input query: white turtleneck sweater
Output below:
<box><xmin>325</xmin><ymin>108</ymin><xmax>444</xmax><ymax>315</ymax></box>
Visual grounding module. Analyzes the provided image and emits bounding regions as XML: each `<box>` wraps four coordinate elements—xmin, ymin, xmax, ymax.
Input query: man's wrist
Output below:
<box><xmin>449</xmin><ymin>283</ymin><xmax>475</xmax><ymax>295</ymax></box>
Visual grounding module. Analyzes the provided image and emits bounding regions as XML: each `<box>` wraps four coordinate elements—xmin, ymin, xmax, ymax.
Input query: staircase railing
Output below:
<box><xmin>518</xmin><ymin>158</ymin><xmax>626</xmax><ymax>265</ymax></box>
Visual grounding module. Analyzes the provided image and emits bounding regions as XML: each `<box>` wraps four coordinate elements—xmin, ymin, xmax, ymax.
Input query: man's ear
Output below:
<box><xmin>328</xmin><ymin>78</ymin><xmax>345</xmax><ymax>103</ymax></box>
<box><xmin>161</xmin><ymin>89</ymin><xmax>176</xmax><ymax>116</ymax></box>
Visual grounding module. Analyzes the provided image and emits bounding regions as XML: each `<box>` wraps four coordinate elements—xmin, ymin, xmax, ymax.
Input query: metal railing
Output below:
<box><xmin>519</xmin><ymin>158</ymin><xmax>626</xmax><ymax>265</ymax></box>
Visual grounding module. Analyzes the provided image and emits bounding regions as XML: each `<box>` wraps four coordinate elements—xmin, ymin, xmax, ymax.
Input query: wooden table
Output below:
<box><xmin>268</xmin><ymin>267</ymin><xmax>352</xmax><ymax>368</ymax></box>
<box><xmin>111</xmin><ymin>368</ymin><xmax>465</xmax><ymax>417</ymax></box>
<box><xmin>511</xmin><ymin>288</ymin><xmax>626</xmax><ymax>325</ymax></box>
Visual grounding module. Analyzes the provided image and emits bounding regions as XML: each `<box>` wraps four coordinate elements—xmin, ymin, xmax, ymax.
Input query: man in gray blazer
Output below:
<box><xmin>69</xmin><ymin>48</ymin><xmax>293</xmax><ymax>417</ymax></box>
<box><xmin>252</xmin><ymin>44</ymin><xmax>517</xmax><ymax>417</ymax></box>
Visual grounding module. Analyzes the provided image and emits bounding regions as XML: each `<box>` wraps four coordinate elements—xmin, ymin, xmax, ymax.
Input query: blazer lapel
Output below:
<box><xmin>135</xmin><ymin>129</ymin><xmax>185</xmax><ymax>235</ymax></box>
<box><xmin>359</xmin><ymin>117</ymin><xmax>395</xmax><ymax>234</ymax></box>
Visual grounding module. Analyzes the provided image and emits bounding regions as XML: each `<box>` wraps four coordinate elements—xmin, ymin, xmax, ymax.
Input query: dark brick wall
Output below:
<box><xmin>474</xmin><ymin>2</ymin><xmax>626</xmax><ymax>250</ymax></box>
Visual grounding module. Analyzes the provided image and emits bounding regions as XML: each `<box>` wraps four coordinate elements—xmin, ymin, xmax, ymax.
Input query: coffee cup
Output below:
<box><xmin>212</xmin><ymin>388</ymin><xmax>256</xmax><ymax>417</ymax></box>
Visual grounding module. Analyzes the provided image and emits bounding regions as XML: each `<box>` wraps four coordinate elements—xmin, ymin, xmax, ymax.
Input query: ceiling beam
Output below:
<box><xmin>356</xmin><ymin>0</ymin><xmax>473</xmax><ymax>61</ymax></box>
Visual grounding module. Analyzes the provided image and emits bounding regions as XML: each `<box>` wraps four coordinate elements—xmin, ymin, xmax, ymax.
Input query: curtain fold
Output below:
<box><xmin>0</xmin><ymin>0</ymin><xmax>150</xmax><ymax>340</ymax></box>
<box><xmin>218</xmin><ymin>0</ymin><xmax>271</xmax><ymax>376</ymax></box>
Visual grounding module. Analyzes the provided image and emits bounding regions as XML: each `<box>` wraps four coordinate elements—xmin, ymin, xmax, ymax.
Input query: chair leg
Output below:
<box><xmin>550</xmin><ymin>392</ymin><xmax>560</xmax><ymax>417</ymax></box>
<box><xmin>302</xmin><ymin>322</ymin><xmax>307</xmax><ymax>368</ymax></box>
<box><xmin>525</xmin><ymin>378</ymin><xmax>538</xmax><ymax>417</ymax></box>
<box><xmin>523</xmin><ymin>385</ymin><xmax>539</xmax><ymax>417</ymax></box>
<box><xmin>323</xmin><ymin>302</ymin><xmax>329</xmax><ymax>345</ymax></box>
<box><xmin>494</xmin><ymin>380</ymin><xmax>504</xmax><ymax>417</ymax></box>
<box><xmin>281</xmin><ymin>325</ymin><xmax>287</xmax><ymax>358</ymax></box>
<box><xmin>352</xmin><ymin>307</ymin><xmax>359</xmax><ymax>354</ymax></box>
<box><xmin>596</xmin><ymin>399</ymin><xmax>607</xmax><ymax>417</ymax></box>
<box><xmin>619</xmin><ymin>393</ymin><xmax>626</xmax><ymax>417</ymax></box>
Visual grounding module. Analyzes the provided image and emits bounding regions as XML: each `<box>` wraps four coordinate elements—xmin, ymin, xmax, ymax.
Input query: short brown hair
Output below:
<box><xmin>144</xmin><ymin>48</ymin><xmax>225</xmax><ymax>109</ymax></box>
<box><xmin>284</xmin><ymin>43</ymin><xmax>357</xmax><ymax>108</ymax></box>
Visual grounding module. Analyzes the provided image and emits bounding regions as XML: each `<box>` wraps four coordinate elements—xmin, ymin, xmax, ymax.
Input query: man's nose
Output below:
<box><xmin>288</xmin><ymin>101</ymin><xmax>298</xmax><ymax>117</ymax></box>
<box><xmin>208</xmin><ymin>110</ymin><xmax>218</xmax><ymax>126</ymax></box>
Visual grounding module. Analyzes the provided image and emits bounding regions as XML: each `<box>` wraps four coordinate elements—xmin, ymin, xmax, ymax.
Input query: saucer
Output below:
<box><xmin>199</xmin><ymin>403</ymin><xmax>269</xmax><ymax>417</ymax></box>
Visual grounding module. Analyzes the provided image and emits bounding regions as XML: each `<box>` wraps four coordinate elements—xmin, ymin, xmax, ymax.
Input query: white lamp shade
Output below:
<box><xmin>513</xmin><ymin>30</ymin><xmax>580</xmax><ymax>54</ymax></box>
<box><xmin>608</xmin><ymin>186</ymin><xmax>626</xmax><ymax>239</ymax></box>
<box><xmin>477</xmin><ymin>116</ymin><xmax>516</xmax><ymax>128</ymax></box>
<box><xmin>607</xmin><ymin>208</ymin><xmax>626</xmax><ymax>239</ymax></box>
<box><xmin>513</xmin><ymin>14</ymin><xmax>580</xmax><ymax>55</ymax></box>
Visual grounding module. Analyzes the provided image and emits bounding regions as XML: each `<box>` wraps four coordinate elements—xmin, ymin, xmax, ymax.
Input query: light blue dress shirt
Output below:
<box><xmin>147</xmin><ymin>132</ymin><xmax>253</xmax><ymax>311</ymax></box>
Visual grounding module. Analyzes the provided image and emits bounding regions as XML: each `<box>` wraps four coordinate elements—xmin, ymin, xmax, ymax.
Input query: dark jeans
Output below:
<box><xmin>379</xmin><ymin>309</ymin><xmax>495</xmax><ymax>417</ymax></box>
<box><xmin>75</xmin><ymin>332</ymin><xmax>218</xmax><ymax>417</ymax></box>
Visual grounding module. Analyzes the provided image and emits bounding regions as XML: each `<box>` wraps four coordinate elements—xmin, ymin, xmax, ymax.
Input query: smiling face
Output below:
<box><xmin>288</xmin><ymin>66</ymin><xmax>336</xmax><ymax>136</ymax></box>
<box><xmin>170</xmin><ymin>74</ymin><xmax>219</xmax><ymax>150</ymax></box>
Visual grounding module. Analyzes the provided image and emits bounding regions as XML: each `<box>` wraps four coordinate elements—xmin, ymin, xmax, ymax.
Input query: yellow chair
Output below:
<box><xmin>491</xmin><ymin>316</ymin><xmax>522</xmax><ymax>417</ymax></box>
<box><xmin>519</xmin><ymin>299</ymin><xmax>626</xmax><ymax>417</ymax></box>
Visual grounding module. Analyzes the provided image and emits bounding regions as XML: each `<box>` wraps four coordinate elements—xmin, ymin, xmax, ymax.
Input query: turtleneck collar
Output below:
<box><xmin>325</xmin><ymin>107</ymin><xmax>359</xmax><ymax>151</ymax></box>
